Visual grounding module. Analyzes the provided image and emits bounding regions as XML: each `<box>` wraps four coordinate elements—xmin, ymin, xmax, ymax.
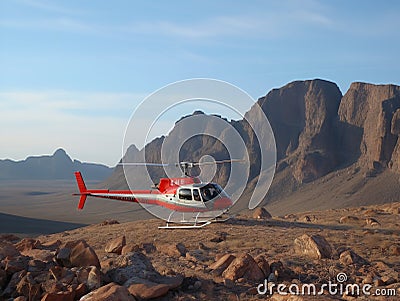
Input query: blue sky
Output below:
<box><xmin>1</xmin><ymin>0</ymin><xmax>399</xmax><ymax>166</ymax></box>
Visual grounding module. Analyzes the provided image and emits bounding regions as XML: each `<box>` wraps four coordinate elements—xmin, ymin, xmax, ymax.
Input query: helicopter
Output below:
<box><xmin>74</xmin><ymin>160</ymin><xmax>243</xmax><ymax>228</ymax></box>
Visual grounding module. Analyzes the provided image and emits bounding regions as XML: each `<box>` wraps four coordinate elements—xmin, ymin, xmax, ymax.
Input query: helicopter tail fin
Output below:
<box><xmin>74</xmin><ymin>171</ymin><xmax>88</xmax><ymax>210</ymax></box>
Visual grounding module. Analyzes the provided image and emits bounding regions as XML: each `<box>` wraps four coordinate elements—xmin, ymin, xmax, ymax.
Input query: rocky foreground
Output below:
<box><xmin>1</xmin><ymin>202</ymin><xmax>399</xmax><ymax>301</ymax></box>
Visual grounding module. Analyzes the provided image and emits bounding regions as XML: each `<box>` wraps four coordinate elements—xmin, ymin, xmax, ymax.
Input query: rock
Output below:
<box><xmin>162</xmin><ymin>243</ymin><xmax>187</xmax><ymax>257</ymax></box>
<box><xmin>14</xmin><ymin>297</ymin><xmax>27</xmax><ymax>301</ymax></box>
<box><xmin>254</xmin><ymin>254</ymin><xmax>270</xmax><ymax>277</ymax></box>
<box><xmin>294</xmin><ymin>234</ymin><xmax>333</xmax><ymax>259</ymax></box>
<box><xmin>41</xmin><ymin>240</ymin><xmax>62</xmax><ymax>251</ymax></box>
<box><xmin>80</xmin><ymin>282</ymin><xmax>135</xmax><ymax>301</ymax></box>
<box><xmin>374</xmin><ymin>278</ymin><xmax>385</xmax><ymax>287</ymax></box>
<box><xmin>16</xmin><ymin>273</ymin><xmax>41</xmax><ymax>300</ymax></box>
<box><xmin>0</xmin><ymin>234</ymin><xmax>20</xmax><ymax>243</ymax></box>
<box><xmin>2</xmin><ymin>270</ymin><xmax>27</xmax><ymax>298</ymax></box>
<box><xmin>365</xmin><ymin>217</ymin><xmax>381</xmax><ymax>227</ymax></box>
<box><xmin>106</xmin><ymin>252</ymin><xmax>159</xmax><ymax>285</ymax></box>
<box><xmin>141</xmin><ymin>243</ymin><xmax>156</xmax><ymax>254</ymax></box>
<box><xmin>392</xmin><ymin>109</ymin><xmax>400</xmax><ymax>135</ymax></box>
<box><xmin>21</xmin><ymin>249</ymin><xmax>54</xmax><ymax>262</ymax></box>
<box><xmin>76</xmin><ymin>266</ymin><xmax>102</xmax><ymax>291</ymax></box>
<box><xmin>252</xmin><ymin>207</ymin><xmax>272</xmax><ymax>219</ymax></box>
<box><xmin>128</xmin><ymin>282</ymin><xmax>170</xmax><ymax>299</ymax></box>
<box><xmin>27</xmin><ymin>259</ymin><xmax>47</xmax><ymax>273</ymax></box>
<box><xmin>121</xmin><ymin>244</ymin><xmax>141</xmax><ymax>255</ymax></box>
<box><xmin>222</xmin><ymin>253</ymin><xmax>264</xmax><ymax>282</ymax></box>
<box><xmin>339</xmin><ymin>215</ymin><xmax>360</xmax><ymax>224</ymax></box>
<box><xmin>339</xmin><ymin>82</ymin><xmax>400</xmax><ymax>172</ymax></box>
<box><xmin>4</xmin><ymin>255</ymin><xmax>29</xmax><ymax>275</ymax></box>
<box><xmin>209</xmin><ymin>254</ymin><xmax>236</xmax><ymax>276</ymax></box>
<box><xmin>193</xmin><ymin>280</ymin><xmax>202</xmax><ymax>290</ymax></box>
<box><xmin>339</xmin><ymin>250</ymin><xmax>368</xmax><ymax>265</ymax></box>
<box><xmin>105</xmin><ymin>236</ymin><xmax>126</xmax><ymax>255</ymax></box>
<box><xmin>0</xmin><ymin>241</ymin><xmax>20</xmax><ymax>260</ymax></box>
<box><xmin>223</xmin><ymin>278</ymin><xmax>235</xmax><ymax>288</ymax></box>
<box><xmin>15</xmin><ymin>238</ymin><xmax>42</xmax><ymax>252</ymax></box>
<box><xmin>210</xmin><ymin>232</ymin><xmax>227</xmax><ymax>243</ymax></box>
<box><xmin>42</xmin><ymin>290</ymin><xmax>76</xmax><ymax>301</ymax></box>
<box><xmin>57</xmin><ymin>240</ymin><xmax>100</xmax><ymax>268</ymax></box>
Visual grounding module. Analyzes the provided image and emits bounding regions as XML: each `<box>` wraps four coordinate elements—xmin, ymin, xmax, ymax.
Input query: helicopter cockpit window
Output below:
<box><xmin>200</xmin><ymin>184</ymin><xmax>222</xmax><ymax>202</ymax></box>
<box><xmin>193</xmin><ymin>189</ymin><xmax>201</xmax><ymax>201</ymax></box>
<box><xmin>178</xmin><ymin>188</ymin><xmax>192</xmax><ymax>201</ymax></box>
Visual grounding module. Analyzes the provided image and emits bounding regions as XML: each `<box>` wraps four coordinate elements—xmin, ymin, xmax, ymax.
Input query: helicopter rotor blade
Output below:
<box><xmin>193</xmin><ymin>159</ymin><xmax>245</xmax><ymax>166</ymax></box>
<box><xmin>118</xmin><ymin>163</ymin><xmax>170</xmax><ymax>167</ymax></box>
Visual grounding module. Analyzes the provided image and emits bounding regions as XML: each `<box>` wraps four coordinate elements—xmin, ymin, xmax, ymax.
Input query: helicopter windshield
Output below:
<box><xmin>200</xmin><ymin>183</ymin><xmax>223</xmax><ymax>202</ymax></box>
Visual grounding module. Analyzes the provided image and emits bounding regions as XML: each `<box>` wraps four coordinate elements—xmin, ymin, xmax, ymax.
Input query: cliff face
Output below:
<box><xmin>339</xmin><ymin>83</ymin><xmax>400</xmax><ymax>173</ymax></box>
<box><xmin>255</xmin><ymin>79</ymin><xmax>343</xmax><ymax>183</ymax></box>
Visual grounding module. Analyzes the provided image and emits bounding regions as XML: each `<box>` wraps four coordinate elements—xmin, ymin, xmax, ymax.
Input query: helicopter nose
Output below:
<box><xmin>213</xmin><ymin>197</ymin><xmax>233</xmax><ymax>210</ymax></box>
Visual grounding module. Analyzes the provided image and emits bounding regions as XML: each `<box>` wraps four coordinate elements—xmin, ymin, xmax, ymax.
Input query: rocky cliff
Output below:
<box><xmin>104</xmin><ymin>79</ymin><xmax>400</xmax><ymax>213</ymax></box>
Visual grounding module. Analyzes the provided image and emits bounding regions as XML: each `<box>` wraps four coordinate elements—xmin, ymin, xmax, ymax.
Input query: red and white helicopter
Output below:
<box><xmin>74</xmin><ymin>160</ymin><xmax>242</xmax><ymax>228</ymax></box>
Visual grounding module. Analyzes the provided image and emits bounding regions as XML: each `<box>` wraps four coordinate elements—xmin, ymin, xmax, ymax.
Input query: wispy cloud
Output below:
<box><xmin>14</xmin><ymin>0</ymin><xmax>84</xmax><ymax>15</ymax></box>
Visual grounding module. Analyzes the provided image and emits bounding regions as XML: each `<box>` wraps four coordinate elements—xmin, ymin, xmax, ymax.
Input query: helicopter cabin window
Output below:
<box><xmin>200</xmin><ymin>184</ymin><xmax>223</xmax><ymax>201</ymax></box>
<box><xmin>178</xmin><ymin>188</ymin><xmax>192</xmax><ymax>201</ymax></box>
<box><xmin>193</xmin><ymin>189</ymin><xmax>201</xmax><ymax>201</ymax></box>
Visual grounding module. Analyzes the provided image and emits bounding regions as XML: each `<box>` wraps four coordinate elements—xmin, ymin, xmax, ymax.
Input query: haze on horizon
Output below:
<box><xmin>1</xmin><ymin>0</ymin><xmax>399</xmax><ymax>166</ymax></box>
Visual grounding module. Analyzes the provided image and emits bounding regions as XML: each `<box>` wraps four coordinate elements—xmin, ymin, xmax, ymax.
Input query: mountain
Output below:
<box><xmin>0</xmin><ymin>148</ymin><xmax>112</xmax><ymax>181</ymax></box>
<box><xmin>104</xmin><ymin>79</ymin><xmax>400</xmax><ymax>214</ymax></box>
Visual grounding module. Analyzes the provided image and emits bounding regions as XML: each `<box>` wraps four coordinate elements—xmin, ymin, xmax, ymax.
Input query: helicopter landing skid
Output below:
<box><xmin>158</xmin><ymin>211</ymin><xmax>233</xmax><ymax>229</ymax></box>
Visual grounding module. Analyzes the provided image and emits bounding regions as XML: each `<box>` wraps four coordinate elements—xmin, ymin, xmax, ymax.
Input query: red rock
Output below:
<box><xmin>41</xmin><ymin>290</ymin><xmax>75</xmax><ymax>301</ymax></box>
<box><xmin>252</xmin><ymin>207</ymin><xmax>272</xmax><ymax>219</ymax></box>
<box><xmin>41</xmin><ymin>240</ymin><xmax>61</xmax><ymax>251</ymax></box>
<box><xmin>14</xmin><ymin>297</ymin><xmax>27</xmax><ymax>301</ymax></box>
<box><xmin>209</xmin><ymin>254</ymin><xmax>236</xmax><ymax>276</ymax></box>
<box><xmin>4</xmin><ymin>256</ymin><xmax>29</xmax><ymax>274</ymax></box>
<box><xmin>0</xmin><ymin>241</ymin><xmax>20</xmax><ymax>259</ymax></box>
<box><xmin>389</xmin><ymin>244</ymin><xmax>400</xmax><ymax>255</ymax></box>
<box><xmin>16</xmin><ymin>273</ymin><xmax>41</xmax><ymax>300</ymax></box>
<box><xmin>128</xmin><ymin>282</ymin><xmax>170</xmax><ymax>299</ymax></box>
<box><xmin>15</xmin><ymin>238</ymin><xmax>42</xmax><ymax>252</ymax></box>
<box><xmin>121</xmin><ymin>244</ymin><xmax>141</xmax><ymax>255</ymax></box>
<box><xmin>76</xmin><ymin>266</ymin><xmax>101</xmax><ymax>290</ymax></box>
<box><xmin>294</xmin><ymin>234</ymin><xmax>333</xmax><ymax>259</ymax></box>
<box><xmin>80</xmin><ymin>282</ymin><xmax>135</xmax><ymax>301</ymax></box>
<box><xmin>57</xmin><ymin>240</ymin><xmax>100</xmax><ymax>268</ymax></box>
<box><xmin>254</xmin><ymin>254</ymin><xmax>270</xmax><ymax>277</ymax></box>
<box><xmin>21</xmin><ymin>249</ymin><xmax>54</xmax><ymax>262</ymax></box>
<box><xmin>162</xmin><ymin>243</ymin><xmax>187</xmax><ymax>257</ymax></box>
<box><xmin>339</xmin><ymin>250</ymin><xmax>368</xmax><ymax>265</ymax></box>
<box><xmin>105</xmin><ymin>236</ymin><xmax>126</xmax><ymax>255</ymax></box>
<box><xmin>222</xmin><ymin>253</ymin><xmax>264</xmax><ymax>281</ymax></box>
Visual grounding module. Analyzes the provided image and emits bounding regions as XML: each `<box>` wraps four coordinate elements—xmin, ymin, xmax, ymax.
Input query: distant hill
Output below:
<box><xmin>0</xmin><ymin>148</ymin><xmax>112</xmax><ymax>181</ymax></box>
<box><xmin>104</xmin><ymin>79</ymin><xmax>400</xmax><ymax>214</ymax></box>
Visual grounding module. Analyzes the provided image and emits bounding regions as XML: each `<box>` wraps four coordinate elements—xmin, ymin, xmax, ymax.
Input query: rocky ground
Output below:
<box><xmin>1</xmin><ymin>202</ymin><xmax>399</xmax><ymax>301</ymax></box>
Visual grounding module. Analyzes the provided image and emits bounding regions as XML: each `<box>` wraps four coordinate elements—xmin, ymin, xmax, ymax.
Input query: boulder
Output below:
<box><xmin>4</xmin><ymin>255</ymin><xmax>30</xmax><ymax>275</ymax></box>
<box><xmin>80</xmin><ymin>282</ymin><xmax>135</xmax><ymax>301</ymax></box>
<box><xmin>121</xmin><ymin>244</ymin><xmax>141</xmax><ymax>255</ymax></box>
<box><xmin>0</xmin><ymin>241</ymin><xmax>20</xmax><ymax>260</ymax></box>
<box><xmin>162</xmin><ymin>243</ymin><xmax>187</xmax><ymax>257</ymax></box>
<box><xmin>365</xmin><ymin>217</ymin><xmax>380</xmax><ymax>227</ymax></box>
<box><xmin>2</xmin><ymin>270</ymin><xmax>27</xmax><ymax>298</ymax></box>
<box><xmin>222</xmin><ymin>253</ymin><xmax>264</xmax><ymax>281</ymax></box>
<box><xmin>254</xmin><ymin>254</ymin><xmax>270</xmax><ymax>277</ymax></box>
<box><xmin>339</xmin><ymin>250</ymin><xmax>368</xmax><ymax>265</ymax></box>
<box><xmin>252</xmin><ymin>207</ymin><xmax>272</xmax><ymax>219</ymax></box>
<box><xmin>41</xmin><ymin>290</ymin><xmax>75</xmax><ymax>301</ymax></box>
<box><xmin>105</xmin><ymin>236</ymin><xmax>126</xmax><ymax>255</ymax></box>
<box><xmin>294</xmin><ymin>234</ymin><xmax>333</xmax><ymax>259</ymax></box>
<box><xmin>209</xmin><ymin>254</ymin><xmax>236</xmax><ymax>276</ymax></box>
<box><xmin>15</xmin><ymin>238</ymin><xmax>42</xmax><ymax>252</ymax></box>
<box><xmin>56</xmin><ymin>240</ymin><xmax>100</xmax><ymax>268</ymax></box>
<box><xmin>76</xmin><ymin>266</ymin><xmax>102</xmax><ymax>291</ymax></box>
<box><xmin>21</xmin><ymin>249</ymin><xmax>54</xmax><ymax>262</ymax></box>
